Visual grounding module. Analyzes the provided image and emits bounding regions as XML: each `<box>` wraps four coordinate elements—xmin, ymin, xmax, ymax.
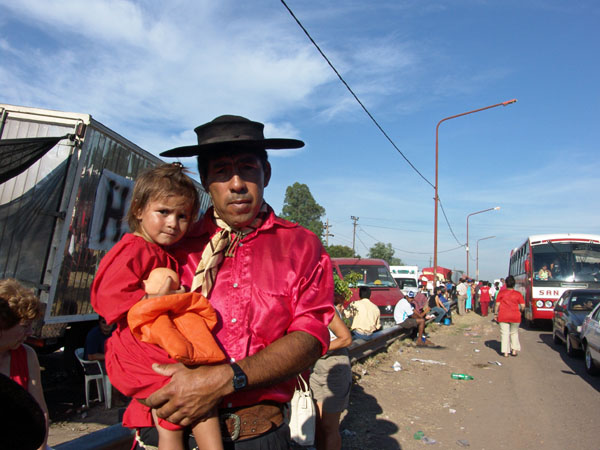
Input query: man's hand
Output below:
<box><xmin>145</xmin><ymin>331</ymin><xmax>322</xmax><ymax>426</ymax></box>
<box><xmin>145</xmin><ymin>363</ymin><xmax>233</xmax><ymax>426</ymax></box>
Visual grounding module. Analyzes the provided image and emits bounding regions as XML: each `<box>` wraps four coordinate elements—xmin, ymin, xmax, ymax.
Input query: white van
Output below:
<box><xmin>389</xmin><ymin>265</ymin><xmax>420</xmax><ymax>296</ymax></box>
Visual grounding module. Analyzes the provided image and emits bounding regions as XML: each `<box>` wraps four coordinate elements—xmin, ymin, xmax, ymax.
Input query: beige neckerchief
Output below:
<box><xmin>190</xmin><ymin>203</ymin><xmax>267</xmax><ymax>296</ymax></box>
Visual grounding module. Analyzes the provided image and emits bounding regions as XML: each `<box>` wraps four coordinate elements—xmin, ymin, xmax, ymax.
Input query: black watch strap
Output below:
<box><xmin>231</xmin><ymin>362</ymin><xmax>248</xmax><ymax>391</ymax></box>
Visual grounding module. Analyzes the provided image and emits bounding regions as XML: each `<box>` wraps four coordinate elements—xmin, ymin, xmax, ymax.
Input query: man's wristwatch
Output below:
<box><xmin>231</xmin><ymin>362</ymin><xmax>248</xmax><ymax>391</ymax></box>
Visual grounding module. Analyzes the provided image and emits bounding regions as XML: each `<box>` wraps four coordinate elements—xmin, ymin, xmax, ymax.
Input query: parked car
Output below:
<box><xmin>580</xmin><ymin>302</ymin><xmax>600</xmax><ymax>375</ymax></box>
<box><xmin>331</xmin><ymin>258</ymin><xmax>403</xmax><ymax>324</ymax></box>
<box><xmin>552</xmin><ymin>289</ymin><xmax>600</xmax><ymax>356</ymax></box>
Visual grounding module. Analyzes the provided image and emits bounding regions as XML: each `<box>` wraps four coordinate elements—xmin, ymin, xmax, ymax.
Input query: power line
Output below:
<box><xmin>281</xmin><ymin>1</ymin><xmax>466</xmax><ymax>257</ymax></box>
<box><xmin>280</xmin><ymin>0</ymin><xmax>433</xmax><ymax>188</ymax></box>
<box><xmin>438</xmin><ymin>197</ymin><xmax>466</xmax><ymax>247</ymax></box>
<box><xmin>357</xmin><ymin>226</ymin><xmax>463</xmax><ymax>255</ymax></box>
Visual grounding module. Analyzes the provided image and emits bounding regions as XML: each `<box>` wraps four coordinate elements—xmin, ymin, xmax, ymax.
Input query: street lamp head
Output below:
<box><xmin>502</xmin><ymin>99</ymin><xmax>517</xmax><ymax>106</ymax></box>
<box><xmin>494</xmin><ymin>206</ymin><xmax>501</xmax><ymax>210</ymax></box>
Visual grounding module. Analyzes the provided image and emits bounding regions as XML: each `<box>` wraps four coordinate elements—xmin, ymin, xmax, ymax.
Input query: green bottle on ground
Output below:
<box><xmin>451</xmin><ymin>373</ymin><xmax>474</xmax><ymax>380</ymax></box>
<box><xmin>413</xmin><ymin>431</ymin><xmax>424</xmax><ymax>440</ymax></box>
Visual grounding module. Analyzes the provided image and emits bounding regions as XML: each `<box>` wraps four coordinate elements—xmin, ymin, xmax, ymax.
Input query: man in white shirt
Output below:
<box><xmin>394</xmin><ymin>295</ymin><xmax>433</xmax><ymax>346</ymax></box>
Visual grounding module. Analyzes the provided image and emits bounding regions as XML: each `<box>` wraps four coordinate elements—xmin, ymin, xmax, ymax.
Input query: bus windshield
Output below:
<box><xmin>532</xmin><ymin>242</ymin><xmax>600</xmax><ymax>282</ymax></box>
<box><xmin>339</xmin><ymin>264</ymin><xmax>397</xmax><ymax>288</ymax></box>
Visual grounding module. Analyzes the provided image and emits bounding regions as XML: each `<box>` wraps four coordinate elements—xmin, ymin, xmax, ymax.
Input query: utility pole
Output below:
<box><xmin>323</xmin><ymin>218</ymin><xmax>334</xmax><ymax>246</ymax></box>
<box><xmin>350</xmin><ymin>216</ymin><xmax>359</xmax><ymax>255</ymax></box>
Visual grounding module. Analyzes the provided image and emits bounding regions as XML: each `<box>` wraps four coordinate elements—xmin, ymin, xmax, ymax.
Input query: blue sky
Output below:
<box><xmin>1</xmin><ymin>0</ymin><xmax>599</xmax><ymax>280</ymax></box>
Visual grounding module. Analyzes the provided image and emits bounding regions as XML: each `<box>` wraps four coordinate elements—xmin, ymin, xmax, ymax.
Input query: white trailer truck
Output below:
<box><xmin>0</xmin><ymin>103</ymin><xmax>210</xmax><ymax>353</ymax></box>
<box><xmin>389</xmin><ymin>265</ymin><xmax>420</xmax><ymax>296</ymax></box>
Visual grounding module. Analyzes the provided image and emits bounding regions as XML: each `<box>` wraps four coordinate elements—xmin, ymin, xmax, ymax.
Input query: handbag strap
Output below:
<box><xmin>296</xmin><ymin>373</ymin><xmax>309</xmax><ymax>392</ymax></box>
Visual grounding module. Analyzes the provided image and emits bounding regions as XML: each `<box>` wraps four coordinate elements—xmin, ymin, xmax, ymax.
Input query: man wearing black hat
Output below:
<box><xmin>142</xmin><ymin>116</ymin><xmax>335</xmax><ymax>448</ymax></box>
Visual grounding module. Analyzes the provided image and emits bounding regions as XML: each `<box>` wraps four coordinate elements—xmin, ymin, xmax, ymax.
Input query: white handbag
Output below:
<box><xmin>287</xmin><ymin>373</ymin><xmax>316</xmax><ymax>446</ymax></box>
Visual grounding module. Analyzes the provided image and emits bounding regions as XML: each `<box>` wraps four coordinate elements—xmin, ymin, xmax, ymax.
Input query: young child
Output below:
<box><xmin>91</xmin><ymin>164</ymin><xmax>225</xmax><ymax>450</ymax></box>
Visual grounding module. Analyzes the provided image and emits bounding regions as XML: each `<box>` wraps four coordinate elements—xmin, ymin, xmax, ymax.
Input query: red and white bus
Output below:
<box><xmin>508</xmin><ymin>234</ymin><xmax>600</xmax><ymax>325</ymax></box>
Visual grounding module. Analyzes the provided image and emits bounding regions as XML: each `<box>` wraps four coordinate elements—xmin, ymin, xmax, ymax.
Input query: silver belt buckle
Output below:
<box><xmin>221</xmin><ymin>412</ymin><xmax>241</xmax><ymax>441</ymax></box>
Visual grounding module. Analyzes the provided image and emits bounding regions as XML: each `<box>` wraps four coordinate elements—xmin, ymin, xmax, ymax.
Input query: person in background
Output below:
<box><xmin>474</xmin><ymin>280</ymin><xmax>483</xmax><ymax>312</ymax></box>
<box><xmin>413</xmin><ymin>285</ymin><xmax>429</xmax><ymax>311</ymax></box>
<box><xmin>465</xmin><ymin>280</ymin><xmax>474</xmax><ymax>312</ymax></box>
<box><xmin>311</xmin><ymin>275</ymin><xmax>352</xmax><ymax>450</ymax></box>
<box><xmin>490</xmin><ymin>281</ymin><xmax>500</xmax><ymax>319</ymax></box>
<box><xmin>445</xmin><ymin>280</ymin><xmax>454</xmax><ymax>300</ymax></box>
<box><xmin>84</xmin><ymin>316</ymin><xmax>115</xmax><ymax>362</ymax></box>
<box><xmin>344</xmin><ymin>286</ymin><xmax>380</xmax><ymax>341</ymax></box>
<box><xmin>410</xmin><ymin>289</ymin><xmax>430</xmax><ymax>317</ymax></box>
<box><xmin>494</xmin><ymin>275</ymin><xmax>525</xmax><ymax>357</ymax></box>
<box><xmin>479</xmin><ymin>282</ymin><xmax>491</xmax><ymax>317</ymax></box>
<box><xmin>394</xmin><ymin>295</ymin><xmax>434</xmax><ymax>346</ymax></box>
<box><xmin>538</xmin><ymin>264</ymin><xmax>552</xmax><ymax>280</ymax></box>
<box><xmin>0</xmin><ymin>279</ymin><xmax>49</xmax><ymax>450</ymax></box>
<box><xmin>429</xmin><ymin>286</ymin><xmax>450</xmax><ymax>324</ymax></box>
<box><xmin>456</xmin><ymin>278</ymin><xmax>467</xmax><ymax>315</ymax></box>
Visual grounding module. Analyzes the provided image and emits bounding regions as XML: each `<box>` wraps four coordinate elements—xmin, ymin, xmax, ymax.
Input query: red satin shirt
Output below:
<box><xmin>170</xmin><ymin>205</ymin><xmax>335</xmax><ymax>408</ymax></box>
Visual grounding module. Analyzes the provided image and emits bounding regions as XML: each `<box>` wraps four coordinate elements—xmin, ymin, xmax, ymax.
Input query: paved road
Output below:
<box><xmin>464</xmin><ymin>322</ymin><xmax>600</xmax><ymax>449</ymax></box>
<box><xmin>341</xmin><ymin>315</ymin><xmax>600</xmax><ymax>449</ymax></box>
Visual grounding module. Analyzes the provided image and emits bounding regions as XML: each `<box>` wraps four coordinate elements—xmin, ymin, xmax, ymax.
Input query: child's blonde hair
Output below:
<box><xmin>127</xmin><ymin>163</ymin><xmax>200</xmax><ymax>233</ymax></box>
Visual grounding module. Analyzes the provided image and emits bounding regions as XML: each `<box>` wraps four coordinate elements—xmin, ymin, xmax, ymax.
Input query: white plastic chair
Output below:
<box><xmin>74</xmin><ymin>348</ymin><xmax>112</xmax><ymax>409</ymax></box>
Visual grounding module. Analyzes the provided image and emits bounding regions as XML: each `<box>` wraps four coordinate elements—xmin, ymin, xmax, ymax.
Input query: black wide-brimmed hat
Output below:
<box><xmin>160</xmin><ymin>115</ymin><xmax>304</xmax><ymax>157</ymax></box>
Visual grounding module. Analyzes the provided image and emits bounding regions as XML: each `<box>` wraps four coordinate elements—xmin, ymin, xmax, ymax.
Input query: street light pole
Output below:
<box><xmin>467</xmin><ymin>207</ymin><xmax>500</xmax><ymax>278</ymax></box>
<box><xmin>476</xmin><ymin>235</ymin><xmax>496</xmax><ymax>281</ymax></box>
<box><xmin>434</xmin><ymin>99</ymin><xmax>516</xmax><ymax>284</ymax></box>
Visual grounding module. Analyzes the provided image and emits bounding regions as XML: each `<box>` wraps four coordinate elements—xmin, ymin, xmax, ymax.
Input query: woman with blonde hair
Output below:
<box><xmin>0</xmin><ymin>278</ymin><xmax>49</xmax><ymax>449</ymax></box>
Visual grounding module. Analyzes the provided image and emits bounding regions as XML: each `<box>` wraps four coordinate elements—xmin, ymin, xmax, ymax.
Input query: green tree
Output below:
<box><xmin>280</xmin><ymin>182</ymin><xmax>325</xmax><ymax>239</ymax></box>
<box><xmin>368</xmin><ymin>242</ymin><xmax>404</xmax><ymax>265</ymax></box>
<box><xmin>325</xmin><ymin>244</ymin><xmax>355</xmax><ymax>258</ymax></box>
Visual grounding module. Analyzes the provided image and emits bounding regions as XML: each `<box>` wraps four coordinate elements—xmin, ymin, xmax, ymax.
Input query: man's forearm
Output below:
<box><xmin>236</xmin><ymin>331</ymin><xmax>322</xmax><ymax>389</ymax></box>
<box><xmin>87</xmin><ymin>353</ymin><xmax>105</xmax><ymax>361</ymax></box>
<box><xmin>147</xmin><ymin>330</ymin><xmax>324</xmax><ymax>425</ymax></box>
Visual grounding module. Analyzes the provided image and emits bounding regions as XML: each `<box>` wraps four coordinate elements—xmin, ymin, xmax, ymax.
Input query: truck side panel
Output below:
<box><xmin>0</xmin><ymin>105</ymin><xmax>211</xmax><ymax>346</ymax></box>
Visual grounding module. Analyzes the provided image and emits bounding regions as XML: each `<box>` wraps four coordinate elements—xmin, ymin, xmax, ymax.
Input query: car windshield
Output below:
<box><xmin>339</xmin><ymin>264</ymin><xmax>397</xmax><ymax>288</ymax></box>
<box><xmin>532</xmin><ymin>242</ymin><xmax>600</xmax><ymax>282</ymax></box>
<box><xmin>569</xmin><ymin>295</ymin><xmax>600</xmax><ymax>312</ymax></box>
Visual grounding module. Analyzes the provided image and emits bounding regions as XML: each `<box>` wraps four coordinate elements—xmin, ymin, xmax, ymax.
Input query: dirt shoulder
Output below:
<box><xmin>340</xmin><ymin>312</ymin><xmax>508</xmax><ymax>449</ymax></box>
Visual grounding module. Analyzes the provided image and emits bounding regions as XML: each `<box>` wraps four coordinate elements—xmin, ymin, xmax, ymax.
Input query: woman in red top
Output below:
<box><xmin>479</xmin><ymin>282</ymin><xmax>491</xmax><ymax>317</ymax></box>
<box><xmin>494</xmin><ymin>276</ymin><xmax>525</xmax><ymax>357</ymax></box>
<box><xmin>0</xmin><ymin>279</ymin><xmax>49</xmax><ymax>450</ymax></box>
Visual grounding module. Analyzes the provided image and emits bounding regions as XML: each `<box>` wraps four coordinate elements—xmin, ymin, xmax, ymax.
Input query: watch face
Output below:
<box><xmin>231</xmin><ymin>364</ymin><xmax>247</xmax><ymax>391</ymax></box>
<box><xmin>233</xmin><ymin>374</ymin><xmax>247</xmax><ymax>390</ymax></box>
